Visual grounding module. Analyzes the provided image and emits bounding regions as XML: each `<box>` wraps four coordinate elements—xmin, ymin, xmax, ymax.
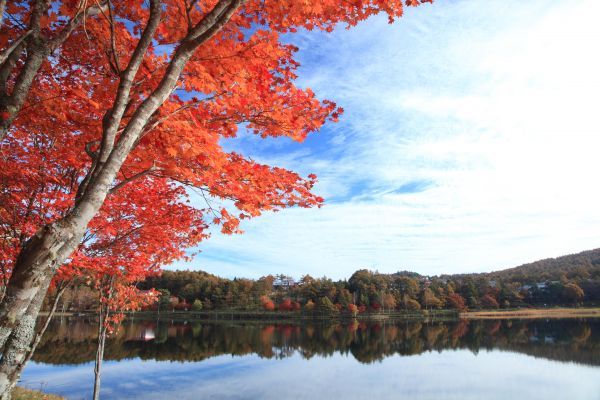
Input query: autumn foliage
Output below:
<box><xmin>278</xmin><ymin>298</ymin><xmax>293</xmax><ymax>312</ymax></box>
<box><xmin>347</xmin><ymin>303</ymin><xmax>359</xmax><ymax>316</ymax></box>
<box><xmin>260</xmin><ymin>296</ymin><xmax>275</xmax><ymax>311</ymax></box>
<box><xmin>446</xmin><ymin>293</ymin><xmax>467</xmax><ymax>311</ymax></box>
<box><xmin>480</xmin><ymin>294</ymin><xmax>500</xmax><ymax>309</ymax></box>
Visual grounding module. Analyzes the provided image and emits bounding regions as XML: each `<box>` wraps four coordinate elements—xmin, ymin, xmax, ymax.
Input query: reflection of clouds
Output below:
<box><xmin>22</xmin><ymin>351</ymin><xmax>600</xmax><ymax>400</ymax></box>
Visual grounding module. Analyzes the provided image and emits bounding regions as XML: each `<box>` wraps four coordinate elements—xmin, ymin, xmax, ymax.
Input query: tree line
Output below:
<box><xmin>49</xmin><ymin>248</ymin><xmax>600</xmax><ymax>314</ymax></box>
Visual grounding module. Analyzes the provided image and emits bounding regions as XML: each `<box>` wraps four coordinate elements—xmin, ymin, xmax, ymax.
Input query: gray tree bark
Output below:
<box><xmin>0</xmin><ymin>279</ymin><xmax>49</xmax><ymax>400</ymax></box>
<box><xmin>0</xmin><ymin>285</ymin><xmax>66</xmax><ymax>400</ymax></box>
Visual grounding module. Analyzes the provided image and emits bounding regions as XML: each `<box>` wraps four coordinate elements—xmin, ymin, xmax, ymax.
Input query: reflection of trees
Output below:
<box><xmin>32</xmin><ymin>318</ymin><xmax>600</xmax><ymax>366</ymax></box>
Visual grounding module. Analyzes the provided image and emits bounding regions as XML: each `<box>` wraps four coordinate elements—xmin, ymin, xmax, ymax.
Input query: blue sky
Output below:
<box><xmin>172</xmin><ymin>0</ymin><xmax>600</xmax><ymax>279</ymax></box>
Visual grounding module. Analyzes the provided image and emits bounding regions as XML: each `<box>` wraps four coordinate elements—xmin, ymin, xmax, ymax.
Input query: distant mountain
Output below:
<box><xmin>485</xmin><ymin>248</ymin><xmax>600</xmax><ymax>284</ymax></box>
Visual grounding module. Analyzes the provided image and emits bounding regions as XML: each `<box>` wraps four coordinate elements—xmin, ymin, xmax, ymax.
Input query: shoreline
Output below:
<box><xmin>40</xmin><ymin>309</ymin><xmax>457</xmax><ymax>322</ymax></box>
<box><xmin>39</xmin><ymin>307</ymin><xmax>600</xmax><ymax>322</ymax></box>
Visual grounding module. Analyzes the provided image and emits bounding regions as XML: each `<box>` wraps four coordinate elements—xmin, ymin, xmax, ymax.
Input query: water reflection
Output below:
<box><xmin>31</xmin><ymin>318</ymin><xmax>600</xmax><ymax>366</ymax></box>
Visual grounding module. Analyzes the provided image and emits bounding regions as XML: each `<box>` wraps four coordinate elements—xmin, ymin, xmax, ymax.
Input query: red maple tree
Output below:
<box><xmin>0</xmin><ymin>0</ymin><xmax>432</xmax><ymax>395</ymax></box>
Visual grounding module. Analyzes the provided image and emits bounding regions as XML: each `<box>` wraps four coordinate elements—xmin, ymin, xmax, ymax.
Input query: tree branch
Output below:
<box><xmin>137</xmin><ymin>93</ymin><xmax>221</xmax><ymax>142</ymax></box>
<box><xmin>0</xmin><ymin>31</ymin><xmax>32</xmax><ymax>66</ymax></box>
<box><xmin>75</xmin><ymin>0</ymin><xmax>162</xmax><ymax>201</ymax></box>
<box><xmin>108</xmin><ymin>165</ymin><xmax>159</xmax><ymax>195</ymax></box>
<box><xmin>74</xmin><ymin>0</ymin><xmax>244</xmax><ymax>208</ymax></box>
<box><xmin>97</xmin><ymin>0</ymin><xmax>162</xmax><ymax>163</ymax></box>
<box><xmin>85</xmin><ymin>140</ymin><xmax>101</xmax><ymax>159</ymax></box>
<box><xmin>48</xmin><ymin>1</ymin><xmax>109</xmax><ymax>50</ymax></box>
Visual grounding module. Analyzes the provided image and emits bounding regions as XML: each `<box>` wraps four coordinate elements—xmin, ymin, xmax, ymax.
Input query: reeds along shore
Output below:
<box><xmin>461</xmin><ymin>307</ymin><xmax>600</xmax><ymax>319</ymax></box>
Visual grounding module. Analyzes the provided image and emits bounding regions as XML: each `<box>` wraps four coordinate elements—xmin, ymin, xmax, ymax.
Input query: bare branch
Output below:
<box><xmin>185</xmin><ymin>0</ymin><xmax>201</xmax><ymax>32</ymax></box>
<box><xmin>0</xmin><ymin>31</ymin><xmax>32</xmax><ymax>66</ymax></box>
<box><xmin>48</xmin><ymin>1</ymin><xmax>110</xmax><ymax>51</ymax></box>
<box><xmin>107</xmin><ymin>0</ymin><xmax>121</xmax><ymax>73</ymax></box>
<box><xmin>137</xmin><ymin>93</ymin><xmax>220</xmax><ymax>140</ymax></box>
<box><xmin>108</xmin><ymin>165</ymin><xmax>159</xmax><ymax>195</ymax></box>
<box><xmin>95</xmin><ymin>0</ymin><xmax>121</xmax><ymax>74</ymax></box>
<box><xmin>187</xmin><ymin>0</ymin><xmax>236</xmax><ymax>42</ymax></box>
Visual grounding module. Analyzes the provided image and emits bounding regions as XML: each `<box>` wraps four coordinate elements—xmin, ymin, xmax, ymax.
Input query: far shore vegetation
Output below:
<box><xmin>41</xmin><ymin>248</ymin><xmax>600</xmax><ymax>319</ymax></box>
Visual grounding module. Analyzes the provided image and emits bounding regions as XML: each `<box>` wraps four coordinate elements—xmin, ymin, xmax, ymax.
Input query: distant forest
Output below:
<box><xmin>53</xmin><ymin>248</ymin><xmax>600</xmax><ymax>313</ymax></box>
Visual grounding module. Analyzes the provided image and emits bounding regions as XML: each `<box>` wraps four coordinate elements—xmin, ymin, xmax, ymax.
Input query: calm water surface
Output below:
<box><xmin>20</xmin><ymin>318</ymin><xmax>600</xmax><ymax>399</ymax></box>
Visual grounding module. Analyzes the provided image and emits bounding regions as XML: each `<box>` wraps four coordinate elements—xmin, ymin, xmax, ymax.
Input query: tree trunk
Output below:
<box><xmin>0</xmin><ymin>220</ymin><xmax>80</xmax><ymax>351</ymax></box>
<box><xmin>0</xmin><ymin>280</ymin><xmax>49</xmax><ymax>399</ymax></box>
<box><xmin>0</xmin><ymin>284</ymin><xmax>66</xmax><ymax>400</ymax></box>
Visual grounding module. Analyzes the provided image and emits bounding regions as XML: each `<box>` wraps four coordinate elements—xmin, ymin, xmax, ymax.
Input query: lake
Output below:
<box><xmin>20</xmin><ymin>317</ymin><xmax>600</xmax><ymax>399</ymax></box>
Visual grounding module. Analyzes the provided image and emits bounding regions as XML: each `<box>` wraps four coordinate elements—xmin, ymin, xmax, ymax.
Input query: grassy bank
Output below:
<box><xmin>461</xmin><ymin>307</ymin><xmax>600</xmax><ymax>319</ymax></box>
<box><xmin>12</xmin><ymin>387</ymin><xmax>64</xmax><ymax>400</ymax></box>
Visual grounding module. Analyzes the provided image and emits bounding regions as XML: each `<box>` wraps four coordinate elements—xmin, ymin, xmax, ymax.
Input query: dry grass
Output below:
<box><xmin>461</xmin><ymin>307</ymin><xmax>600</xmax><ymax>319</ymax></box>
<box><xmin>12</xmin><ymin>387</ymin><xmax>64</xmax><ymax>400</ymax></box>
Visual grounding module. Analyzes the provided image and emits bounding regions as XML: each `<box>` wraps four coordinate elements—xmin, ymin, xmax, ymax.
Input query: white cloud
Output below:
<box><xmin>174</xmin><ymin>0</ymin><xmax>600</xmax><ymax>279</ymax></box>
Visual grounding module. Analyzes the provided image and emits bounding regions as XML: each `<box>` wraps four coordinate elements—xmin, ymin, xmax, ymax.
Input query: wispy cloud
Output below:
<box><xmin>173</xmin><ymin>0</ymin><xmax>600</xmax><ymax>279</ymax></box>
